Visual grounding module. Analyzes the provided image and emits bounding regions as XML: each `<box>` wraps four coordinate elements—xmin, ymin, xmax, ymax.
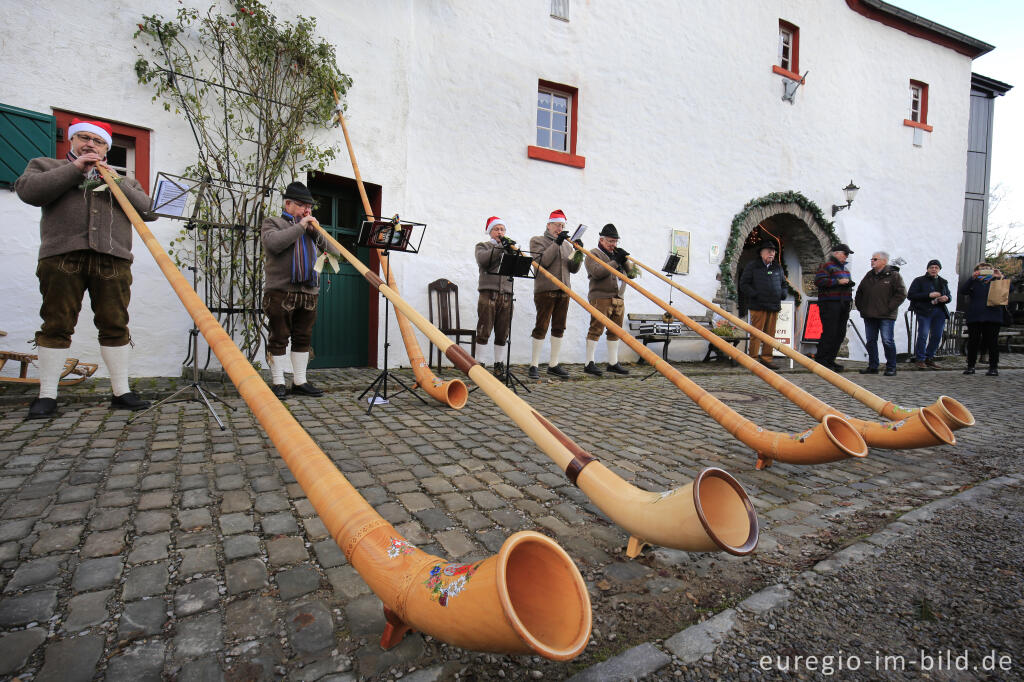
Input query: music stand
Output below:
<box><xmin>356</xmin><ymin>217</ymin><xmax>429</xmax><ymax>415</ymax></box>
<box><xmin>642</xmin><ymin>254</ymin><xmax>685</xmax><ymax>381</ymax></box>
<box><xmin>477</xmin><ymin>250</ymin><xmax>535</xmax><ymax>394</ymax></box>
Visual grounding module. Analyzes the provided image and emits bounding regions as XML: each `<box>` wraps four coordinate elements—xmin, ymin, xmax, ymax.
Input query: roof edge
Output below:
<box><xmin>971</xmin><ymin>72</ymin><xmax>1013</xmax><ymax>96</ymax></box>
<box><xmin>846</xmin><ymin>0</ymin><xmax>994</xmax><ymax>58</ymax></box>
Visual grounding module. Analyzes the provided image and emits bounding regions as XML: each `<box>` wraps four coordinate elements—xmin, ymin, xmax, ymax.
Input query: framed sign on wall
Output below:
<box><xmin>670</xmin><ymin>229</ymin><xmax>690</xmax><ymax>274</ymax></box>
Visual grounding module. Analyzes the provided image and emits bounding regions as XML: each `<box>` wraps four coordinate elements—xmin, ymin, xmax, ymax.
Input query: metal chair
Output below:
<box><xmin>427</xmin><ymin>278</ymin><xmax>476</xmax><ymax>373</ymax></box>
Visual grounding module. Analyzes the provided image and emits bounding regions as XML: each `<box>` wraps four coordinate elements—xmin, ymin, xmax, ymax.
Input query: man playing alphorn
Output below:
<box><xmin>528</xmin><ymin>209</ymin><xmax>583</xmax><ymax>379</ymax></box>
<box><xmin>475</xmin><ymin>216</ymin><xmax>515</xmax><ymax>375</ymax></box>
<box><xmin>583</xmin><ymin>223</ymin><xmax>637</xmax><ymax>376</ymax></box>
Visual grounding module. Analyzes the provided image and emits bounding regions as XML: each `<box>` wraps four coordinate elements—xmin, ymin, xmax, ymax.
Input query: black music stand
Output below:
<box><xmin>357</xmin><ymin>217</ymin><xmax>428</xmax><ymax>415</ymax></box>
<box><xmin>642</xmin><ymin>254</ymin><xmax>683</xmax><ymax>381</ymax></box>
<box><xmin>477</xmin><ymin>250</ymin><xmax>535</xmax><ymax>394</ymax></box>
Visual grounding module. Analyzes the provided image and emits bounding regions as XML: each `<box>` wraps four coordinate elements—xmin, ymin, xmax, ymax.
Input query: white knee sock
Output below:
<box><xmin>549</xmin><ymin>336</ymin><xmax>563</xmax><ymax>366</ymax></box>
<box><xmin>476</xmin><ymin>344</ymin><xmax>491</xmax><ymax>367</ymax></box>
<box><xmin>36</xmin><ymin>347</ymin><xmax>68</xmax><ymax>400</ymax></box>
<box><xmin>493</xmin><ymin>343</ymin><xmax>505</xmax><ymax>365</ymax></box>
<box><xmin>607</xmin><ymin>339</ymin><xmax>620</xmax><ymax>366</ymax></box>
<box><xmin>586</xmin><ymin>339</ymin><xmax>597</xmax><ymax>364</ymax></box>
<box><xmin>291</xmin><ymin>351</ymin><xmax>309</xmax><ymax>385</ymax></box>
<box><xmin>270</xmin><ymin>354</ymin><xmax>287</xmax><ymax>385</ymax></box>
<box><xmin>531</xmin><ymin>337</ymin><xmax>543</xmax><ymax>367</ymax></box>
<box><xmin>100</xmin><ymin>345</ymin><xmax>131</xmax><ymax>396</ymax></box>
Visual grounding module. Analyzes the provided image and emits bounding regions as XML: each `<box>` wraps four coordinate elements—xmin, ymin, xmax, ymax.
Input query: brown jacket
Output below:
<box><xmin>15</xmin><ymin>157</ymin><xmax>155</xmax><ymax>262</ymax></box>
<box><xmin>475</xmin><ymin>240</ymin><xmax>514</xmax><ymax>294</ymax></box>
<box><xmin>585</xmin><ymin>246</ymin><xmax>628</xmax><ymax>300</ymax></box>
<box><xmin>854</xmin><ymin>266</ymin><xmax>907</xmax><ymax>320</ymax></box>
<box><xmin>529</xmin><ymin>231</ymin><xmax>581</xmax><ymax>293</ymax></box>
<box><xmin>261</xmin><ymin>215</ymin><xmax>340</xmax><ymax>294</ymax></box>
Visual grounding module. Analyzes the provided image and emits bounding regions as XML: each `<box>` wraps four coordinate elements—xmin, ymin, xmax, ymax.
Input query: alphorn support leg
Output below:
<box><xmin>755</xmin><ymin>455</ymin><xmax>774</xmax><ymax>470</ymax></box>
<box><xmin>380</xmin><ymin>606</ymin><xmax>414</xmax><ymax>649</ymax></box>
<box><xmin>626</xmin><ymin>536</ymin><xmax>649</xmax><ymax>559</ymax></box>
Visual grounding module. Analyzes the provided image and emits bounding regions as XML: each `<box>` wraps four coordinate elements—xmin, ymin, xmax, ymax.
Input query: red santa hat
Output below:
<box><xmin>547</xmin><ymin>209</ymin><xmax>567</xmax><ymax>225</ymax></box>
<box><xmin>67</xmin><ymin>118</ymin><xmax>113</xmax><ymax>147</ymax></box>
<box><xmin>485</xmin><ymin>216</ymin><xmax>506</xmax><ymax>233</ymax></box>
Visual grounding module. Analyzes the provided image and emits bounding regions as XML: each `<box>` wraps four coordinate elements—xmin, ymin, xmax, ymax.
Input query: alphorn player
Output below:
<box><xmin>475</xmin><ymin>216</ymin><xmax>515</xmax><ymax>375</ymax></box>
<box><xmin>15</xmin><ymin>118</ymin><xmax>155</xmax><ymax>419</ymax></box>
<box><xmin>261</xmin><ymin>181</ymin><xmax>339</xmax><ymax>398</ymax></box>
<box><xmin>583</xmin><ymin>223</ymin><xmax>637</xmax><ymax>376</ymax></box>
<box><xmin>528</xmin><ymin>209</ymin><xmax>583</xmax><ymax>379</ymax></box>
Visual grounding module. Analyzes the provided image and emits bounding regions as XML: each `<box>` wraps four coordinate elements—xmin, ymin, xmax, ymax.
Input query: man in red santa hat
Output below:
<box><xmin>528</xmin><ymin>209</ymin><xmax>583</xmax><ymax>378</ymax></box>
<box><xmin>15</xmin><ymin>118</ymin><xmax>156</xmax><ymax>419</ymax></box>
<box><xmin>474</xmin><ymin>216</ymin><xmax>516</xmax><ymax>375</ymax></box>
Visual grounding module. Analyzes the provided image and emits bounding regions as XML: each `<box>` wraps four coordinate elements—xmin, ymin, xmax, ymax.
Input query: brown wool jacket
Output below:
<box><xmin>854</xmin><ymin>266</ymin><xmax>907</xmax><ymax>320</ymax></box>
<box><xmin>585</xmin><ymin>247</ymin><xmax>628</xmax><ymax>300</ymax></box>
<box><xmin>15</xmin><ymin>157</ymin><xmax>156</xmax><ymax>263</ymax></box>
<box><xmin>261</xmin><ymin>215</ymin><xmax>340</xmax><ymax>294</ymax></box>
<box><xmin>529</xmin><ymin>231</ymin><xmax>581</xmax><ymax>294</ymax></box>
<box><xmin>475</xmin><ymin>240</ymin><xmax>514</xmax><ymax>294</ymax></box>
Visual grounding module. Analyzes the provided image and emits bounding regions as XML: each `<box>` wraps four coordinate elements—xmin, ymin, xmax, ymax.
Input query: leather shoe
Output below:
<box><xmin>291</xmin><ymin>382</ymin><xmax>324</xmax><ymax>397</ymax></box>
<box><xmin>111</xmin><ymin>391</ymin><xmax>150</xmax><ymax>411</ymax></box>
<box><xmin>527</xmin><ymin>365</ymin><xmax>540</xmax><ymax>379</ymax></box>
<box><xmin>925</xmin><ymin>359</ymin><xmax>940</xmax><ymax>369</ymax></box>
<box><xmin>858</xmin><ymin>367</ymin><xmax>878</xmax><ymax>374</ymax></box>
<box><xmin>883</xmin><ymin>367</ymin><xmax>897</xmax><ymax>376</ymax></box>
<box><xmin>963</xmin><ymin>367</ymin><xmax>975</xmax><ymax>375</ymax></box>
<box><xmin>271</xmin><ymin>383</ymin><xmax>287</xmax><ymax>398</ymax></box>
<box><xmin>606</xmin><ymin>363</ymin><xmax>630</xmax><ymax>375</ymax></box>
<box><xmin>27</xmin><ymin>397</ymin><xmax>57</xmax><ymax>420</ymax></box>
<box><xmin>914</xmin><ymin>361</ymin><xmax>928</xmax><ymax>370</ymax></box>
<box><xmin>492</xmin><ymin>362</ymin><xmax>505</xmax><ymax>378</ymax></box>
<box><xmin>583</xmin><ymin>361</ymin><xmax>603</xmax><ymax>376</ymax></box>
<box><xmin>547</xmin><ymin>364</ymin><xmax>570</xmax><ymax>378</ymax></box>
<box><xmin>759</xmin><ymin>360</ymin><xmax>780</xmax><ymax>370</ymax></box>
<box><xmin>986</xmin><ymin>367</ymin><xmax>999</xmax><ymax>376</ymax></box>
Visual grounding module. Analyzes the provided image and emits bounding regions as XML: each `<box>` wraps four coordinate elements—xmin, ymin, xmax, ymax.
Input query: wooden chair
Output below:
<box><xmin>426</xmin><ymin>278</ymin><xmax>476</xmax><ymax>372</ymax></box>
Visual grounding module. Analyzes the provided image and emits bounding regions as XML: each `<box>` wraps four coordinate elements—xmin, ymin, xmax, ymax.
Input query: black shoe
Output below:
<box><xmin>492</xmin><ymin>362</ymin><xmax>505</xmax><ymax>377</ymax></box>
<box><xmin>986</xmin><ymin>367</ymin><xmax>999</xmax><ymax>376</ymax></box>
<box><xmin>858</xmin><ymin>367</ymin><xmax>878</xmax><ymax>374</ymax></box>
<box><xmin>606</xmin><ymin>363</ymin><xmax>630</xmax><ymax>375</ymax></box>
<box><xmin>527</xmin><ymin>365</ymin><xmax>540</xmax><ymax>379</ymax></box>
<box><xmin>925</xmin><ymin>359</ymin><xmax>940</xmax><ymax>369</ymax></box>
<box><xmin>963</xmin><ymin>367</ymin><xmax>975</xmax><ymax>375</ymax></box>
<box><xmin>883</xmin><ymin>367</ymin><xmax>897</xmax><ymax>376</ymax></box>
<box><xmin>759</xmin><ymin>360</ymin><xmax>781</xmax><ymax>370</ymax></box>
<box><xmin>547</xmin><ymin>364</ymin><xmax>570</xmax><ymax>378</ymax></box>
<box><xmin>27</xmin><ymin>397</ymin><xmax>57</xmax><ymax>420</ymax></box>
<box><xmin>583</xmin><ymin>361</ymin><xmax>603</xmax><ymax>376</ymax></box>
<box><xmin>111</xmin><ymin>392</ymin><xmax>150</xmax><ymax>411</ymax></box>
<box><xmin>291</xmin><ymin>382</ymin><xmax>324</xmax><ymax>397</ymax></box>
<box><xmin>272</xmin><ymin>383</ymin><xmax>287</xmax><ymax>398</ymax></box>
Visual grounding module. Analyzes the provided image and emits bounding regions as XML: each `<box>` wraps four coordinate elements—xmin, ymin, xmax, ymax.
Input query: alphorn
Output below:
<box><xmin>629</xmin><ymin>257</ymin><xmax>975</xmax><ymax>433</ymax></box>
<box><xmin>306</xmin><ymin>217</ymin><xmax>757</xmax><ymax>559</ymax></box>
<box><xmin>96</xmin><ymin>165</ymin><xmax>590</xmax><ymax>659</ymax></box>
<box><xmin>574</xmin><ymin>245</ymin><xmax>955</xmax><ymax>453</ymax></box>
<box><xmin>333</xmin><ymin>92</ymin><xmax>467</xmax><ymax>410</ymax></box>
<box><xmin>525</xmin><ymin>252</ymin><xmax>867</xmax><ymax>469</ymax></box>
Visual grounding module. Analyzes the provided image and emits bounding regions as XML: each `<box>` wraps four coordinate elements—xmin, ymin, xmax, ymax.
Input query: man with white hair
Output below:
<box><xmin>854</xmin><ymin>251</ymin><xmax>906</xmax><ymax>376</ymax></box>
<box><xmin>15</xmin><ymin>118</ymin><xmax>156</xmax><ymax>419</ymax></box>
<box><xmin>475</xmin><ymin>216</ymin><xmax>516</xmax><ymax>375</ymax></box>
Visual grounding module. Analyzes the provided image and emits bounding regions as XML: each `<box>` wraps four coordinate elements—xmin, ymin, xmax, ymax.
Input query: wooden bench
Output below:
<box><xmin>0</xmin><ymin>351</ymin><xmax>98</xmax><ymax>386</ymax></box>
<box><xmin>626</xmin><ymin>312</ymin><xmax>748</xmax><ymax>364</ymax></box>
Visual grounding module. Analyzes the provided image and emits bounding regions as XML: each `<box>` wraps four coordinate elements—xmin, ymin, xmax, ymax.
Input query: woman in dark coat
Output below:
<box><xmin>958</xmin><ymin>262</ymin><xmax>1006</xmax><ymax>375</ymax></box>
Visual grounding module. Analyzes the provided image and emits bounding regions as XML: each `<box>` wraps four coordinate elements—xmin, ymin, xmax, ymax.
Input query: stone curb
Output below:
<box><xmin>565</xmin><ymin>473</ymin><xmax>1024</xmax><ymax>680</ymax></box>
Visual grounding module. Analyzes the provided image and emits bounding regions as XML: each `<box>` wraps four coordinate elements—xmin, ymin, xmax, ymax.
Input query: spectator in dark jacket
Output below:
<box><xmin>907</xmin><ymin>259</ymin><xmax>951</xmax><ymax>369</ymax></box>
<box><xmin>958</xmin><ymin>262</ymin><xmax>1006</xmax><ymax>376</ymax></box>
<box><xmin>739</xmin><ymin>240</ymin><xmax>786</xmax><ymax>369</ymax></box>
<box><xmin>813</xmin><ymin>244</ymin><xmax>855</xmax><ymax>372</ymax></box>
<box><xmin>854</xmin><ymin>252</ymin><xmax>907</xmax><ymax>376</ymax></box>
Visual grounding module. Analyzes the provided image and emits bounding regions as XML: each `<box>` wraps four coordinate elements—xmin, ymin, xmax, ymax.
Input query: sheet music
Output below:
<box><xmin>571</xmin><ymin>224</ymin><xmax>587</xmax><ymax>242</ymax></box>
<box><xmin>152</xmin><ymin>178</ymin><xmax>191</xmax><ymax>217</ymax></box>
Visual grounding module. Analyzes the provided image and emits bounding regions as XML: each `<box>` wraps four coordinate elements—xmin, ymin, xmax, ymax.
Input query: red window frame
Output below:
<box><xmin>904</xmin><ymin>80</ymin><xmax>933</xmax><ymax>132</ymax></box>
<box><xmin>527</xmin><ymin>79</ymin><xmax>585</xmax><ymax>169</ymax></box>
<box><xmin>53</xmin><ymin>110</ymin><xmax>152</xmax><ymax>192</ymax></box>
<box><xmin>772</xmin><ymin>20</ymin><xmax>801</xmax><ymax>81</ymax></box>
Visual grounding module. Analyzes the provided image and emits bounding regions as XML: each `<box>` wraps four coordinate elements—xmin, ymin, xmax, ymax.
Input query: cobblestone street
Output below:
<box><xmin>0</xmin><ymin>358</ymin><xmax>1021</xmax><ymax>680</ymax></box>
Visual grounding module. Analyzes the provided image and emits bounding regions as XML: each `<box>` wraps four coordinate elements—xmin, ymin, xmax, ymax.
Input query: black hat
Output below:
<box><xmin>283</xmin><ymin>181</ymin><xmax>314</xmax><ymax>205</ymax></box>
<box><xmin>927</xmin><ymin>259</ymin><xmax>942</xmax><ymax>269</ymax></box>
<box><xmin>599</xmin><ymin>223</ymin><xmax>620</xmax><ymax>239</ymax></box>
<box><xmin>758</xmin><ymin>240</ymin><xmax>778</xmax><ymax>252</ymax></box>
<box><xmin>832</xmin><ymin>243</ymin><xmax>854</xmax><ymax>255</ymax></box>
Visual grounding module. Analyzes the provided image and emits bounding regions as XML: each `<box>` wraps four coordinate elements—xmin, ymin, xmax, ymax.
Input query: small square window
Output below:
<box><xmin>550</xmin><ymin>0</ymin><xmax>569</xmax><ymax>22</ymax></box>
<box><xmin>904</xmin><ymin>80</ymin><xmax>932</xmax><ymax>133</ymax></box>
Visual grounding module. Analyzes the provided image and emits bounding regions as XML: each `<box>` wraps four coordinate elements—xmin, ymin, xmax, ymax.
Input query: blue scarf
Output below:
<box><xmin>285</xmin><ymin>211</ymin><xmax>319</xmax><ymax>287</ymax></box>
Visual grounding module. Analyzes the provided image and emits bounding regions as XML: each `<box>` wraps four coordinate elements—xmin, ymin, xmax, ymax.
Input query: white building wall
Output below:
<box><xmin>0</xmin><ymin>0</ymin><xmax>977</xmax><ymax>375</ymax></box>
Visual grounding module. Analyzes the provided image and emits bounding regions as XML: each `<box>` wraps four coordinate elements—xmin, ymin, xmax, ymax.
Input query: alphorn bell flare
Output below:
<box><xmin>333</xmin><ymin>92</ymin><xmax>467</xmax><ymax>410</ymax></box>
<box><xmin>95</xmin><ymin>166</ymin><xmax>590</xmax><ymax>660</ymax></box>
<box><xmin>631</xmin><ymin>257</ymin><xmax>975</xmax><ymax>434</ymax></box>
<box><xmin>575</xmin><ymin>245</ymin><xmax>955</xmax><ymax>453</ymax></box>
<box><xmin>526</xmin><ymin>248</ymin><xmax>866</xmax><ymax>470</ymax></box>
<box><xmin>309</xmin><ymin>218</ymin><xmax>757</xmax><ymax>559</ymax></box>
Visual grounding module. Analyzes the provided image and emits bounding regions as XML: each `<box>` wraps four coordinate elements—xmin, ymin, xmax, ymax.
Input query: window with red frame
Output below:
<box><xmin>904</xmin><ymin>80</ymin><xmax>932</xmax><ymax>131</ymax></box>
<box><xmin>773</xmin><ymin>20</ymin><xmax>800</xmax><ymax>81</ymax></box>
<box><xmin>527</xmin><ymin>80</ymin><xmax>585</xmax><ymax>169</ymax></box>
<box><xmin>53</xmin><ymin>110</ymin><xmax>152</xmax><ymax>192</ymax></box>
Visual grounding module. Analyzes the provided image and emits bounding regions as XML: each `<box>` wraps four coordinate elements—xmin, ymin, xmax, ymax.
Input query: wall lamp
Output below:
<box><xmin>831</xmin><ymin>180</ymin><xmax>860</xmax><ymax>216</ymax></box>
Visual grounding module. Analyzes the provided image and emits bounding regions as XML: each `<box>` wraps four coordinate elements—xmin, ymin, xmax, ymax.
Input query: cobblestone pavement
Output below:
<box><xmin>0</xmin><ymin>358</ymin><xmax>1020</xmax><ymax>680</ymax></box>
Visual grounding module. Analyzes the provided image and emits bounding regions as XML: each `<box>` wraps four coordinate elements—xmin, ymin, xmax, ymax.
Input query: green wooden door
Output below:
<box><xmin>309</xmin><ymin>187</ymin><xmax>370</xmax><ymax>368</ymax></box>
